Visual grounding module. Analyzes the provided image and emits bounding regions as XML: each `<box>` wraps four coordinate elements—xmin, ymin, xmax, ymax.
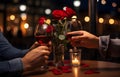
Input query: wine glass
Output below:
<box><xmin>66</xmin><ymin>16</ymin><xmax>83</xmax><ymax>52</ymax></box>
<box><xmin>35</xmin><ymin>24</ymin><xmax>52</xmax><ymax>46</ymax></box>
<box><xmin>34</xmin><ymin>23</ymin><xmax>52</xmax><ymax>72</ymax></box>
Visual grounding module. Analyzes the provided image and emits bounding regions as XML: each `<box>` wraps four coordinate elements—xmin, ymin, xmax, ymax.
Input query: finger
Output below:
<box><xmin>32</xmin><ymin>42</ymin><xmax>40</xmax><ymax>47</ymax></box>
<box><xmin>67</xmin><ymin>31</ymin><xmax>83</xmax><ymax>35</ymax></box>
<box><xmin>40</xmin><ymin>50</ymin><xmax>50</xmax><ymax>56</ymax></box>
<box><xmin>71</xmin><ymin>35</ymin><xmax>86</xmax><ymax>40</ymax></box>
<box><xmin>34</xmin><ymin>47</ymin><xmax>50</xmax><ymax>56</ymax></box>
<box><xmin>43</xmin><ymin>55</ymin><xmax>49</xmax><ymax>60</ymax></box>
<box><xmin>48</xmin><ymin>41</ymin><xmax>52</xmax><ymax>46</ymax></box>
<box><xmin>47</xmin><ymin>41</ymin><xmax>52</xmax><ymax>51</ymax></box>
<box><xmin>29</xmin><ymin>42</ymin><xmax>40</xmax><ymax>50</ymax></box>
<box><xmin>39</xmin><ymin>46</ymin><xmax>49</xmax><ymax>50</ymax></box>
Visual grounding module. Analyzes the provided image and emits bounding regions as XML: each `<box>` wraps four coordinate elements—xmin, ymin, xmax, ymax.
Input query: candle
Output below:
<box><xmin>72</xmin><ymin>58</ymin><xmax>80</xmax><ymax>66</ymax></box>
<box><xmin>69</xmin><ymin>48</ymin><xmax>81</xmax><ymax>66</ymax></box>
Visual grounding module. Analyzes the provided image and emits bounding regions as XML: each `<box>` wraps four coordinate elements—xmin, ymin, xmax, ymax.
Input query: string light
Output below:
<box><xmin>10</xmin><ymin>15</ymin><xmax>15</xmax><ymax>20</ymax></box>
<box><xmin>19</xmin><ymin>5</ymin><xmax>27</xmax><ymax>11</ymax></box>
<box><xmin>73</xmin><ymin>0</ymin><xmax>81</xmax><ymax>7</ymax></box>
<box><xmin>20</xmin><ymin>13</ymin><xmax>27</xmax><ymax>20</ymax></box>
<box><xmin>24</xmin><ymin>23</ymin><xmax>29</xmax><ymax>29</ymax></box>
<box><xmin>101</xmin><ymin>0</ymin><xmax>106</xmax><ymax>5</ymax></box>
<box><xmin>99</xmin><ymin>18</ymin><xmax>104</xmax><ymax>23</ymax></box>
<box><xmin>84</xmin><ymin>16</ymin><xmax>90</xmax><ymax>22</ymax></box>
<box><xmin>45</xmin><ymin>8</ymin><xmax>51</xmax><ymax>15</ymax></box>
<box><xmin>109</xmin><ymin>18</ymin><xmax>115</xmax><ymax>24</ymax></box>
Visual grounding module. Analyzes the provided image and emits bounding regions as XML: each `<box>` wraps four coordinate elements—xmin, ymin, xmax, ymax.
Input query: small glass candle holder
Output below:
<box><xmin>70</xmin><ymin>48</ymin><xmax>81</xmax><ymax>66</ymax></box>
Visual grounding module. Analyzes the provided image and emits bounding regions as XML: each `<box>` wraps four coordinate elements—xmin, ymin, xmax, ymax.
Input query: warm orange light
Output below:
<box><xmin>99</xmin><ymin>18</ymin><xmax>104</xmax><ymax>23</ymax></box>
<box><xmin>10</xmin><ymin>15</ymin><xmax>15</xmax><ymax>20</ymax></box>
<box><xmin>101</xmin><ymin>0</ymin><xmax>106</xmax><ymax>5</ymax></box>
<box><xmin>24</xmin><ymin>23</ymin><xmax>29</xmax><ymax>29</ymax></box>
<box><xmin>109</xmin><ymin>18</ymin><xmax>115</xmax><ymax>24</ymax></box>
<box><xmin>84</xmin><ymin>16</ymin><xmax>90</xmax><ymax>22</ymax></box>
<box><xmin>72</xmin><ymin>67</ymin><xmax>80</xmax><ymax>77</ymax></box>
<box><xmin>20</xmin><ymin>13</ymin><xmax>27</xmax><ymax>20</ymax></box>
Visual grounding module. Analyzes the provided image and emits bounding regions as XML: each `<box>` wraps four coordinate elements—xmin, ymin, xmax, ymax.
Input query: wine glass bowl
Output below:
<box><xmin>34</xmin><ymin>24</ymin><xmax>52</xmax><ymax>46</ymax></box>
<box><xmin>66</xmin><ymin>18</ymin><xmax>83</xmax><ymax>40</ymax></box>
<box><xmin>69</xmin><ymin>18</ymin><xmax>82</xmax><ymax>31</ymax></box>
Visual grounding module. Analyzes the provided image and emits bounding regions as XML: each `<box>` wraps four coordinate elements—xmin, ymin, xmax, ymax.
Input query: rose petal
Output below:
<box><xmin>64</xmin><ymin>60</ymin><xmax>70</xmax><ymax>64</ymax></box>
<box><xmin>51</xmin><ymin>68</ymin><xmax>62</xmax><ymax>75</ymax></box>
<box><xmin>58</xmin><ymin>66</ymin><xmax>71</xmax><ymax>70</ymax></box>
<box><xmin>63</xmin><ymin>6</ymin><xmax>76</xmax><ymax>18</ymax></box>
<box><xmin>52</xmin><ymin>10</ymin><xmax>67</xmax><ymax>20</ymax></box>
<box><xmin>39</xmin><ymin>17</ymin><xmax>46</xmax><ymax>25</ymax></box>
<box><xmin>84</xmin><ymin>70</ymin><xmax>100</xmax><ymax>74</ymax></box>
<box><xmin>81</xmin><ymin>63</ymin><xmax>89</xmax><ymax>67</ymax></box>
<box><xmin>84</xmin><ymin>70</ymin><xmax>94</xmax><ymax>74</ymax></box>
<box><xmin>62</xmin><ymin>69</ymin><xmax>71</xmax><ymax>73</ymax></box>
<box><xmin>46</xmin><ymin>25</ymin><xmax>54</xmax><ymax>33</ymax></box>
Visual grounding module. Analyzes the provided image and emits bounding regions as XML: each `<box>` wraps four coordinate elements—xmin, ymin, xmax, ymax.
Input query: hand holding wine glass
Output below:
<box><xmin>34</xmin><ymin>20</ymin><xmax>53</xmax><ymax>72</ymax></box>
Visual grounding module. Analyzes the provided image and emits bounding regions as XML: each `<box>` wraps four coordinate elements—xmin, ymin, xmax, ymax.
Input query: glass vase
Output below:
<box><xmin>53</xmin><ymin>44</ymin><xmax>65</xmax><ymax>67</ymax></box>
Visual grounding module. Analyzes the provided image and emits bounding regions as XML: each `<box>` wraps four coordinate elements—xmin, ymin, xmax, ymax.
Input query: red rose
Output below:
<box><xmin>63</xmin><ymin>7</ymin><xmax>76</xmax><ymax>18</ymax></box>
<box><xmin>46</xmin><ymin>25</ymin><xmax>54</xmax><ymax>33</ymax></box>
<box><xmin>38</xmin><ymin>17</ymin><xmax>46</xmax><ymax>25</ymax></box>
<box><xmin>52</xmin><ymin>10</ymin><xmax>68</xmax><ymax>20</ymax></box>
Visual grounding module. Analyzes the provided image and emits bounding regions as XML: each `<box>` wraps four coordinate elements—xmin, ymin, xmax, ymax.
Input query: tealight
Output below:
<box><xmin>70</xmin><ymin>48</ymin><xmax>81</xmax><ymax>66</ymax></box>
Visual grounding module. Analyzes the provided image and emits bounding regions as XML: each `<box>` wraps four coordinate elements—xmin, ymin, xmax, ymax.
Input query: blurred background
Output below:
<box><xmin>0</xmin><ymin>0</ymin><xmax>120</xmax><ymax>61</ymax></box>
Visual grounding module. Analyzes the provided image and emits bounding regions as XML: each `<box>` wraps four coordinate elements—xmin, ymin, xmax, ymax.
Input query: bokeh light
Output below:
<box><xmin>99</xmin><ymin>18</ymin><xmax>104</xmax><ymax>23</ymax></box>
<box><xmin>109</xmin><ymin>18</ymin><xmax>115</xmax><ymax>24</ymax></box>
<box><xmin>19</xmin><ymin>5</ymin><xmax>27</xmax><ymax>11</ymax></box>
<box><xmin>10</xmin><ymin>15</ymin><xmax>15</xmax><ymax>20</ymax></box>
<box><xmin>73</xmin><ymin>0</ymin><xmax>81</xmax><ymax>7</ymax></box>
<box><xmin>84</xmin><ymin>16</ymin><xmax>90</xmax><ymax>22</ymax></box>
<box><xmin>24</xmin><ymin>23</ymin><xmax>29</xmax><ymax>29</ymax></box>
<box><xmin>45</xmin><ymin>8</ymin><xmax>51</xmax><ymax>15</ymax></box>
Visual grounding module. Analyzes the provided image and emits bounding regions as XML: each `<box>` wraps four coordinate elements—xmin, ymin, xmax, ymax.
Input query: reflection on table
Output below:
<box><xmin>23</xmin><ymin>60</ymin><xmax>120</xmax><ymax>77</ymax></box>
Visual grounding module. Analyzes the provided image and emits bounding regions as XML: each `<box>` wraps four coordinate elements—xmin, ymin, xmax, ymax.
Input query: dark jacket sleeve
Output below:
<box><xmin>0</xmin><ymin>58</ymin><xmax>23</xmax><ymax>77</ymax></box>
<box><xmin>0</xmin><ymin>32</ymin><xmax>28</xmax><ymax>60</ymax></box>
<box><xmin>0</xmin><ymin>32</ymin><xmax>29</xmax><ymax>76</ymax></box>
<box><xmin>99</xmin><ymin>35</ymin><xmax>120</xmax><ymax>58</ymax></box>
